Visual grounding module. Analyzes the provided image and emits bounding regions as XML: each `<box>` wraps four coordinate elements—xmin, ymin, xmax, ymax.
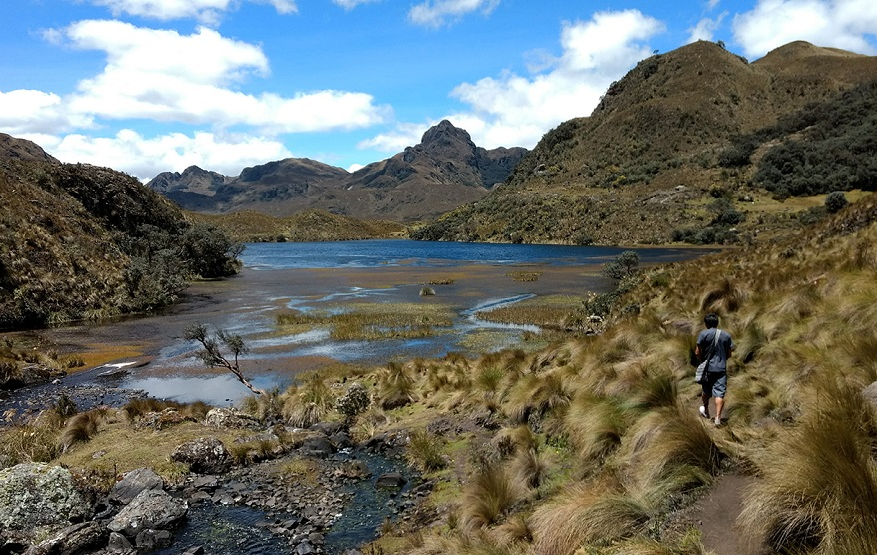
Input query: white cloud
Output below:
<box><xmin>358</xmin><ymin>122</ymin><xmax>427</xmax><ymax>152</ymax></box>
<box><xmin>361</xmin><ymin>10</ymin><xmax>664</xmax><ymax>153</ymax></box>
<box><xmin>45</xmin><ymin>130</ymin><xmax>293</xmax><ymax>180</ymax></box>
<box><xmin>47</xmin><ymin>20</ymin><xmax>389</xmax><ymax>133</ymax></box>
<box><xmin>687</xmin><ymin>14</ymin><xmax>726</xmax><ymax>43</ymax></box>
<box><xmin>333</xmin><ymin>0</ymin><xmax>381</xmax><ymax>10</ymax></box>
<box><xmin>88</xmin><ymin>0</ymin><xmax>296</xmax><ymax>25</ymax></box>
<box><xmin>0</xmin><ymin>89</ymin><xmax>93</xmax><ymax>135</ymax></box>
<box><xmin>408</xmin><ymin>0</ymin><xmax>500</xmax><ymax>28</ymax></box>
<box><xmin>733</xmin><ymin>0</ymin><xmax>877</xmax><ymax>58</ymax></box>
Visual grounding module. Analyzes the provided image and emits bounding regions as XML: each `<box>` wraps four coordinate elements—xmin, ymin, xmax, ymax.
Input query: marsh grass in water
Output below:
<box><xmin>277</xmin><ymin>303</ymin><xmax>455</xmax><ymax>340</ymax></box>
<box><xmin>506</xmin><ymin>271</ymin><xmax>543</xmax><ymax>282</ymax></box>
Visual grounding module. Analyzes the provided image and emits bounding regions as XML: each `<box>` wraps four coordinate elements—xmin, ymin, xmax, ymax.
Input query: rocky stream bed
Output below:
<box><xmin>1</xmin><ymin>373</ymin><xmax>431</xmax><ymax>555</ymax></box>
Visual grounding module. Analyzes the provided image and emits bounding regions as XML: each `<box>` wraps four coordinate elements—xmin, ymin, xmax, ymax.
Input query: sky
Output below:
<box><xmin>1</xmin><ymin>0</ymin><xmax>876</xmax><ymax>181</ymax></box>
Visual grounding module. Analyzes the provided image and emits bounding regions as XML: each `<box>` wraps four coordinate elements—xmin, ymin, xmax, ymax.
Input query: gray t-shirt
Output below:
<box><xmin>697</xmin><ymin>328</ymin><xmax>734</xmax><ymax>372</ymax></box>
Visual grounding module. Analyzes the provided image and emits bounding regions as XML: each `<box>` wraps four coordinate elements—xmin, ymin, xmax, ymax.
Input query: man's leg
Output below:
<box><xmin>701</xmin><ymin>392</ymin><xmax>711</xmax><ymax>417</ymax></box>
<box><xmin>715</xmin><ymin>397</ymin><xmax>724</xmax><ymax>422</ymax></box>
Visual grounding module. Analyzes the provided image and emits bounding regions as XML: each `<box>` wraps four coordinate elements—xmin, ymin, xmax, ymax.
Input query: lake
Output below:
<box><xmin>27</xmin><ymin>240</ymin><xmax>714</xmax><ymax>405</ymax></box>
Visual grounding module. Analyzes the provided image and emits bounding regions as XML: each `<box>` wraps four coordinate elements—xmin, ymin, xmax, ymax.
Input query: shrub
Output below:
<box><xmin>603</xmin><ymin>251</ymin><xmax>640</xmax><ymax>280</ymax></box>
<box><xmin>825</xmin><ymin>191</ymin><xmax>849</xmax><ymax>213</ymax></box>
<box><xmin>336</xmin><ymin>382</ymin><xmax>370</xmax><ymax>417</ymax></box>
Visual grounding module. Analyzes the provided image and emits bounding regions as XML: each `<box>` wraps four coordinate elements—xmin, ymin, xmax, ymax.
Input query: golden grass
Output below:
<box><xmin>460</xmin><ymin>466</ymin><xmax>521</xmax><ymax>532</ymax></box>
<box><xmin>740</xmin><ymin>378</ymin><xmax>877</xmax><ymax>555</ymax></box>
<box><xmin>530</xmin><ymin>483</ymin><xmax>651</xmax><ymax>555</ymax></box>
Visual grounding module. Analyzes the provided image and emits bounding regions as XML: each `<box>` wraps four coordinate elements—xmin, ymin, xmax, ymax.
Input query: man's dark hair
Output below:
<box><xmin>704</xmin><ymin>313</ymin><xmax>719</xmax><ymax>328</ymax></box>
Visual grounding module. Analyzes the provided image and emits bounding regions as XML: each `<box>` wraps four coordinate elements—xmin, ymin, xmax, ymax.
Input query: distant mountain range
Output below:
<box><xmin>147</xmin><ymin>120</ymin><xmax>528</xmax><ymax>222</ymax></box>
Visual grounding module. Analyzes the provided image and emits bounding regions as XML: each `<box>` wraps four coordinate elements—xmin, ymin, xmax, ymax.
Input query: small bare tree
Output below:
<box><xmin>184</xmin><ymin>324</ymin><xmax>265</xmax><ymax>395</ymax></box>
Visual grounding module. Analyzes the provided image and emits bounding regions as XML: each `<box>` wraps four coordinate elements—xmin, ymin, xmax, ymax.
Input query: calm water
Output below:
<box><xmin>58</xmin><ymin>240</ymin><xmax>713</xmax><ymax>405</ymax></box>
<box><xmin>242</xmin><ymin>239</ymin><xmax>706</xmax><ymax>269</ymax></box>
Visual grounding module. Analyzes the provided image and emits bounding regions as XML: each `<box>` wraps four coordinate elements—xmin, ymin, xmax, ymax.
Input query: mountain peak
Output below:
<box><xmin>420</xmin><ymin>120</ymin><xmax>474</xmax><ymax>147</ymax></box>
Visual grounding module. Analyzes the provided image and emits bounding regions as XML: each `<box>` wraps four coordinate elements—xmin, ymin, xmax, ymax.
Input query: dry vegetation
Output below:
<box><xmin>3</xmin><ymin>191</ymin><xmax>876</xmax><ymax>555</ymax></box>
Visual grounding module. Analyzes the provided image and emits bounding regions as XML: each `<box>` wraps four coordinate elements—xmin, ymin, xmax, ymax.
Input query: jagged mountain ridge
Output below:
<box><xmin>147</xmin><ymin>120</ymin><xmax>527</xmax><ymax>222</ymax></box>
<box><xmin>414</xmin><ymin>41</ymin><xmax>877</xmax><ymax>245</ymax></box>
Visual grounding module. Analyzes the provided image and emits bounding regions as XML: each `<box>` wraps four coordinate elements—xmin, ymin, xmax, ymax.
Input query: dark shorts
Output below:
<box><xmin>701</xmin><ymin>372</ymin><xmax>727</xmax><ymax>398</ymax></box>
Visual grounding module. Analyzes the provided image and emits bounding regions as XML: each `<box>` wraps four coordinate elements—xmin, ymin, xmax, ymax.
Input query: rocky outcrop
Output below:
<box><xmin>171</xmin><ymin>436</ymin><xmax>231</xmax><ymax>473</ymax></box>
<box><xmin>0</xmin><ymin>464</ymin><xmax>92</xmax><ymax>542</ymax></box>
<box><xmin>22</xmin><ymin>521</ymin><xmax>107</xmax><ymax>555</ymax></box>
<box><xmin>204</xmin><ymin>407</ymin><xmax>261</xmax><ymax>429</ymax></box>
<box><xmin>109</xmin><ymin>467</ymin><xmax>164</xmax><ymax>506</ymax></box>
<box><xmin>107</xmin><ymin>489</ymin><xmax>187</xmax><ymax>537</ymax></box>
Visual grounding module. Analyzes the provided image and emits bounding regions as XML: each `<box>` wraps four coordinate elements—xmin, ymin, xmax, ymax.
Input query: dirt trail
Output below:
<box><xmin>693</xmin><ymin>474</ymin><xmax>767</xmax><ymax>555</ymax></box>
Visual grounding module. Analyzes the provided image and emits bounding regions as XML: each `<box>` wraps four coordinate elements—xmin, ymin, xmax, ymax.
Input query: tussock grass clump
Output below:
<box><xmin>60</xmin><ymin>408</ymin><xmax>106</xmax><ymax>452</ymax></box>
<box><xmin>530</xmin><ymin>483</ymin><xmax>651</xmax><ymax>555</ymax></box>
<box><xmin>564</xmin><ymin>393</ymin><xmax>628</xmax><ymax>466</ymax></box>
<box><xmin>405</xmin><ymin>428</ymin><xmax>447</xmax><ymax>473</ymax></box>
<box><xmin>378</xmin><ymin>361</ymin><xmax>416</xmax><ymax>410</ymax></box>
<box><xmin>740</xmin><ymin>379</ymin><xmax>877</xmax><ymax>555</ymax></box>
<box><xmin>460</xmin><ymin>466</ymin><xmax>521</xmax><ymax>532</ymax></box>
<box><xmin>0</xmin><ymin>422</ymin><xmax>60</xmax><ymax>466</ymax></box>
<box><xmin>699</xmin><ymin>277</ymin><xmax>748</xmax><ymax>314</ymax></box>
<box><xmin>504</xmin><ymin>370</ymin><xmax>571</xmax><ymax>425</ymax></box>
<box><xmin>621</xmin><ymin>406</ymin><xmax>722</xmax><ymax>493</ymax></box>
<box><xmin>282</xmin><ymin>378</ymin><xmax>335</xmax><ymax>428</ymax></box>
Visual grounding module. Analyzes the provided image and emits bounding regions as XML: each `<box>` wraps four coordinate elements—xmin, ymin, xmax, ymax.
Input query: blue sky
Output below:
<box><xmin>1</xmin><ymin>0</ymin><xmax>876</xmax><ymax>180</ymax></box>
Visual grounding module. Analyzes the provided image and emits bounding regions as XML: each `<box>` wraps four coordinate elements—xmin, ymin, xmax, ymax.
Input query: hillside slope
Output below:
<box><xmin>0</xmin><ymin>138</ymin><xmax>240</xmax><ymax>330</ymax></box>
<box><xmin>414</xmin><ymin>41</ymin><xmax>877</xmax><ymax>245</ymax></box>
<box><xmin>147</xmin><ymin>121</ymin><xmax>527</xmax><ymax>222</ymax></box>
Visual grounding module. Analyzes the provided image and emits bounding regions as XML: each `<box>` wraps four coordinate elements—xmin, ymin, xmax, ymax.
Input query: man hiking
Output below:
<box><xmin>696</xmin><ymin>313</ymin><xmax>734</xmax><ymax>426</ymax></box>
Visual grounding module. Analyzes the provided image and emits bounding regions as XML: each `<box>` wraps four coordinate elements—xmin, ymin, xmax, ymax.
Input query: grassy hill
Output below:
<box><xmin>0</xmin><ymin>137</ymin><xmax>241</xmax><ymax>330</ymax></box>
<box><xmin>189</xmin><ymin>208</ymin><xmax>407</xmax><ymax>242</ymax></box>
<box><xmin>414</xmin><ymin>41</ymin><xmax>877</xmax><ymax>245</ymax></box>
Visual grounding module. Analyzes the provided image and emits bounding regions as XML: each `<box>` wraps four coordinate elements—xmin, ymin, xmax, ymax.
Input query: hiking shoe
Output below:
<box><xmin>699</xmin><ymin>406</ymin><xmax>710</xmax><ymax>419</ymax></box>
<box><xmin>714</xmin><ymin>417</ymin><xmax>722</xmax><ymax>427</ymax></box>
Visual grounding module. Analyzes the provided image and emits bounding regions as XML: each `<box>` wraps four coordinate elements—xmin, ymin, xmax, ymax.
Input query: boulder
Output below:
<box><xmin>309</xmin><ymin>421</ymin><xmax>345</xmax><ymax>436</ymax></box>
<box><xmin>134</xmin><ymin>528</ymin><xmax>173</xmax><ymax>550</ymax></box>
<box><xmin>330</xmin><ymin>432</ymin><xmax>355</xmax><ymax>449</ymax></box>
<box><xmin>107</xmin><ymin>490</ymin><xmax>187</xmax><ymax>537</ymax></box>
<box><xmin>375</xmin><ymin>472</ymin><xmax>407</xmax><ymax>489</ymax></box>
<box><xmin>0</xmin><ymin>464</ymin><xmax>92</xmax><ymax>541</ymax></box>
<box><xmin>171</xmin><ymin>437</ymin><xmax>231</xmax><ymax>473</ymax></box>
<box><xmin>22</xmin><ymin>521</ymin><xmax>107</xmax><ymax>555</ymax></box>
<box><xmin>106</xmin><ymin>531</ymin><xmax>134</xmax><ymax>553</ymax></box>
<box><xmin>299</xmin><ymin>436</ymin><xmax>335</xmax><ymax>458</ymax></box>
<box><xmin>109</xmin><ymin>467</ymin><xmax>164</xmax><ymax>505</ymax></box>
<box><xmin>204</xmin><ymin>407</ymin><xmax>260</xmax><ymax>429</ymax></box>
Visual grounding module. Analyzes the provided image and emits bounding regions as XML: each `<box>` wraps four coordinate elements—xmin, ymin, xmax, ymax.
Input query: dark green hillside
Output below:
<box><xmin>0</xmin><ymin>141</ymin><xmax>241</xmax><ymax>330</ymax></box>
<box><xmin>414</xmin><ymin>41</ymin><xmax>877</xmax><ymax>245</ymax></box>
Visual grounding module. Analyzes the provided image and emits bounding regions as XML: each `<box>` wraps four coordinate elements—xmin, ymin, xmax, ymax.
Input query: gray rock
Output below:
<box><xmin>0</xmin><ymin>464</ymin><xmax>92</xmax><ymax>542</ymax></box>
<box><xmin>171</xmin><ymin>437</ymin><xmax>231</xmax><ymax>473</ymax></box>
<box><xmin>135</xmin><ymin>528</ymin><xmax>173</xmax><ymax>550</ymax></box>
<box><xmin>375</xmin><ymin>472</ymin><xmax>406</xmax><ymax>489</ymax></box>
<box><xmin>299</xmin><ymin>436</ymin><xmax>335</xmax><ymax>458</ymax></box>
<box><xmin>191</xmin><ymin>475</ymin><xmax>219</xmax><ymax>490</ymax></box>
<box><xmin>109</xmin><ymin>467</ymin><xmax>164</xmax><ymax>505</ymax></box>
<box><xmin>107</xmin><ymin>490</ymin><xmax>187</xmax><ymax>537</ymax></box>
<box><xmin>107</xmin><ymin>531</ymin><xmax>134</xmax><ymax>553</ymax></box>
<box><xmin>181</xmin><ymin>547</ymin><xmax>205</xmax><ymax>555</ymax></box>
<box><xmin>309</xmin><ymin>421</ymin><xmax>345</xmax><ymax>436</ymax></box>
<box><xmin>204</xmin><ymin>407</ymin><xmax>260</xmax><ymax>429</ymax></box>
<box><xmin>22</xmin><ymin>521</ymin><xmax>106</xmax><ymax>555</ymax></box>
<box><xmin>296</xmin><ymin>541</ymin><xmax>316</xmax><ymax>555</ymax></box>
<box><xmin>330</xmin><ymin>432</ymin><xmax>354</xmax><ymax>449</ymax></box>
